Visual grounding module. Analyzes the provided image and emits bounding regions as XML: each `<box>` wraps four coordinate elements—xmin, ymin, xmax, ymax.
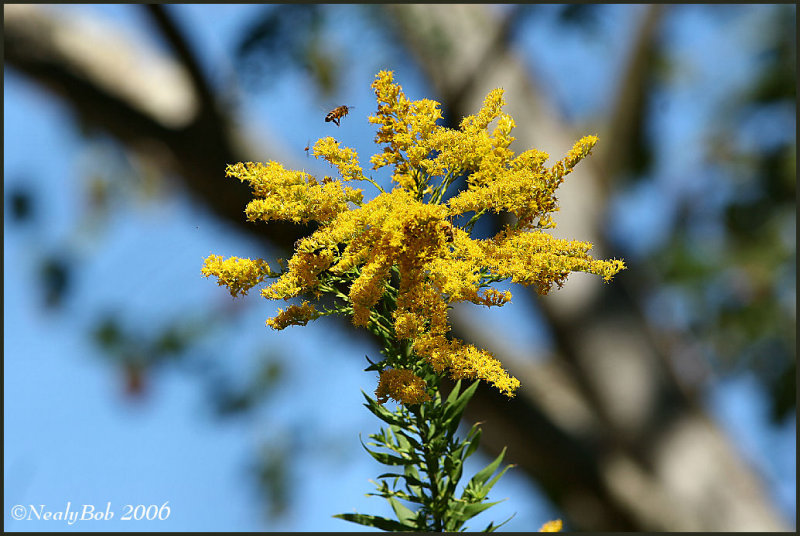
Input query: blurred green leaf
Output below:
<box><xmin>334</xmin><ymin>512</ymin><xmax>418</xmax><ymax>531</ymax></box>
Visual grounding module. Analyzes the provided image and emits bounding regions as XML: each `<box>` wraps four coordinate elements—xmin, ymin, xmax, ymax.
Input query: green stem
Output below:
<box><xmin>363</xmin><ymin>175</ymin><xmax>386</xmax><ymax>194</ymax></box>
<box><xmin>464</xmin><ymin>208</ymin><xmax>487</xmax><ymax>233</ymax></box>
<box><xmin>413</xmin><ymin>400</ymin><xmax>446</xmax><ymax>531</ymax></box>
<box><xmin>429</xmin><ymin>168</ymin><xmax>458</xmax><ymax>205</ymax></box>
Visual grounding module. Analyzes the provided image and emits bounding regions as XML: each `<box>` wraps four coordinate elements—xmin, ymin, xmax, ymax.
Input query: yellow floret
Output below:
<box><xmin>375</xmin><ymin>368</ymin><xmax>432</xmax><ymax>405</ymax></box>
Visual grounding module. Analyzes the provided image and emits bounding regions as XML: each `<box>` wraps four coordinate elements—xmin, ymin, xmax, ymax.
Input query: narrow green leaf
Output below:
<box><xmin>461</xmin><ymin>499</ymin><xmax>504</xmax><ymax>519</ymax></box>
<box><xmin>378</xmin><ymin>472</ymin><xmax>427</xmax><ymax>489</ymax></box>
<box><xmin>334</xmin><ymin>513</ymin><xmax>417</xmax><ymax>531</ymax></box>
<box><xmin>361</xmin><ymin>391</ymin><xmax>406</xmax><ymax>427</ymax></box>
<box><xmin>388</xmin><ymin>497</ymin><xmax>416</xmax><ymax>526</ymax></box>
<box><xmin>484</xmin><ymin>512</ymin><xmax>516</xmax><ymax>532</ymax></box>
<box><xmin>404</xmin><ymin>465</ymin><xmax>427</xmax><ymax>496</ymax></box>
<box><xmin>369</xmin><ymin>491</ymin><xmax>426</xmax><ymax>506</ymax></box>
<box><xmin>462</xmin><ymin>426</ymin><xmax>483</xmax><ymax>461</ymax></box>
<box><xmin>363</xmin><ymin>354</ymin><xmax>385</xmax><ymax>372</ymax></box>
<box><xmin>360</xmin><ymin>437</ymin><xmax>414</xmax><ymax>466</ymax></box>
<box><xmin>467</xmin><ymin>447</ymin><xmax>506</xmax><ymax>490</ymax></box>
<box><xmin>443</xmin><ymin>380</ymin><xmax>479</xmax><ymax>436</ymax></box>
<box><xmin>444</xmin><ymin>379</ymin><xmax>463</xmax><ymax>407</ymax></box>
<box><xmin>393</xmin><ymin>427</ymin><xmax>423</xmax><ymax>451</ymax></box>
<box><xmin>364</xmin><ymin>449</ymin><xmax>414</xmax><ymax>467</ymax></box>
<box><xmin>392</xmin><ymin>427</ymin><xmax>412</xmax><ymax>451</ymax></box>
<box><xmin>445</xmin><ymin>459</ymin><xmax>465</xmax><ymax>497</ymax></box>
<box><xmin>481</xmin><ymin>463</ymin><xmax>514</xmax><ymax>497</ymax></box>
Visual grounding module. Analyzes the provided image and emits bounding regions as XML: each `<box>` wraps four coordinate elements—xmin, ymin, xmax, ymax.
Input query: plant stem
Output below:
<box><xmin>413</xmin><ymin>402</ymin><xmax>444</xmax><ymax>531</ymax></box>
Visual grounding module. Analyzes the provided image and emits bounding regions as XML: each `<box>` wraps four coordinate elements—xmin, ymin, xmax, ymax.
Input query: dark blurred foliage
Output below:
<box><xmin>254</xmin><ymin>441</ymin><xmax>291</xmax><ymax>519</ymax></box>
<box><xmin>647</xmin><ymin>5</ymin><xmax>796</xmax><ymax>421</ymax></box>
<box><xmin>93</xmin><ymin>313</ymin><xmax>206</xmax><ymax>397</ymax></box>
<box><xmin>511</xmin><ymin>4</ymin><xmax>603</xmax><ymax>36</ymax></box>
<box><xmin>7</xmin><ymin>184</ymin><xmax>35</xmax><ymax>224</ymax></box>
<box><xmin>556</xmin><ymin>4</ymin><xmax>601</xmax><ymax>28</ymax></box>
<box><xmin>5</xmin><ymin>184</ymin><xmax>75</xmax><ymax>311</ymax></box>
<box><xmin>38</xmin><ymin>254</ymin><xmax>72</xmax><ymax>310</ymax></box>
<box><xmin>235</xmin><ymin>4</ymin><xmax>340</xmax><ymax>97</ymax></box>
<box><xmin>210</xmin><ymin>357</ymin><xmax>284</xmax><ymax>417</ymax></box>
<box><xmin>91</xmin><ymin>311</ymin><xmax>285</xmax><ymax>408</ymax></box>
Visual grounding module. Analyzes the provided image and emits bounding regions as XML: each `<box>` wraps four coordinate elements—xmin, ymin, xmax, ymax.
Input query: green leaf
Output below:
<box><xmin>391</xmin><ymin>426</ymin><xmax>413</xmax><ymax>451</ymax></box>
<box><xmin>363</xmin><ymin>354</ymin><xmax>385</xmax><ymax>372</ymax></box>
<box><xmin>484</xmin><ymin>512</ymin><xmax>516</xmax><ymax>532</ymax></box>
<box><xmin>443</xmin><ymin>457</ymin><xmax>464</xmax><ymax>498</ymax></box>
<box><xmin>462</xmin><ymin>426</ymin><xmax>483</xmax><ymax>461</ymax></box>
<box><xmin>443</xmin><ymin>380</ymin><xmax>479</xmax><ymax>436</ymax></box>
<box><xmin>404</xmin><ymin>465</ymin><xmax>426</xmax><ymax>497</ymax></box>
<box><xmin>377</xmin><ymin>472</ymin><xmax>427</xmax><ymax>489</ymax></box>
<box><xmin>361</xmin><ymin>391</ymin><xmax>406</xmax><ymax>427</ymax></box>
<box><xmin>362</xmin><ymin>447</ymin><xmax>415</xmax><ymax>467</ymax></box>
<box><xmin>466</xmin><ymin>447</ymin><xmax>506</xmax><ymax>493</ymax></box>
<box><xmin>462</xmin><ymin>499</ymin><xmax>504</xmax><ymax>519</ymax></box>
<box><xmin>444</xmin><ymin>379</ymin><xmax>463</xmax><ymax>407</ymax></box>
<box><xmin>388</xmin><ymin>497</ymin><xmax>416</xmax><ymax>526</ymax></box>
<box><xmin>393</xmin><ymin>427</ymin><xmax>423</xmax><ymax>451</ymax></box>
<box><xmin>481</xmin><ymin>463</ymin><xmax>514</xmax><ymax>497</ymax></box>
<box><xmin>334</xmin><ymin>513</ymin><xmax>418</xmax><ymax>531</ymax></box>
<box><xmin>368</xmin><ymin>490</ymin><xmax>426</xmax><ymax>506</ymax></box>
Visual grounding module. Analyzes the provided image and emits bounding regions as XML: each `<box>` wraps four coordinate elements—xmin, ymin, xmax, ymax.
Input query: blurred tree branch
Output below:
<box><xmin>3</xmin><ymin>3</ymin><xmax>789</xmax><ymax>531</ymax></box>
<box><xmin>3</xmin><ymin>3</ymin><xmax>299</xmax><ymax>253</ymax></box>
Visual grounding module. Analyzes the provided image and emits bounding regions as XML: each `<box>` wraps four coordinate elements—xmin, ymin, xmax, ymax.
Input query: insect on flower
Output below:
<box><xmin>325</xmin><ymin>105</ymin><xmax>354</xmax><ymax>127</ymax></box>
<box><xmin>440</xmin><ymin>221</ymin><xmax>455</xmax><ymax>243</ymax></box>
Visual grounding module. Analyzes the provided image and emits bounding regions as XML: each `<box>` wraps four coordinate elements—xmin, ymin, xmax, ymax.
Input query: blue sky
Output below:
<box><xmin>4</xmin><ymin>4</ymin><xmax>795</xmax><ymax>531</ymax></box>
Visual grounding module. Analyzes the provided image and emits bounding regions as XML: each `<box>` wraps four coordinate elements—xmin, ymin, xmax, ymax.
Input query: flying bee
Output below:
<box><xmin>325</xmin><ymin>105</ymin><xmax>354</xmax><ymax>126</ymax></box>
<box><xmin>304</xmin><ymin>139</ymin><xmax>311</xmax><ymax>157</ymax></box>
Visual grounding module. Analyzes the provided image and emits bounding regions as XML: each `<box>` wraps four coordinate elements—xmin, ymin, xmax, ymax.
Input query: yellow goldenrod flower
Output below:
<box><xmin>312</xmin><ymin>137</ymin><xmax>368</xmax><ymax>184</ymax></box>
<box><xmin>375</xmin><ymin>368</ymin><xmax>432</xmax><ymax>405</ymax></box>
<box><xmin>227</xmin><ymin>161</ymin><xmax>363</xmax><ymax>224</ymax></box>
<box><xmin>539</xmin><ymin>519</ymin><xmax>563</xmax><ymax>532</ymax></box>
<box><xmin>266</xmin><ymin>301</ymin><xmax>319</xmax><ymax>330</ymax></box>
<box><xmin>204</xmin><ymin>70</ymin><xmax>626</xmax><ymax>402</ymax></box>
<box><xmin>201</xmin><ymin>255</ymin><xmax>273</xmax><ymax>298</ymax></box>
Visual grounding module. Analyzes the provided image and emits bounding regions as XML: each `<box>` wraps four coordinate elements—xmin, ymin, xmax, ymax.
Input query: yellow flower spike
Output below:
<box><xmin>201</xmin><ymin>255</ymin><xmax>273</xmax><ymax>298</ymax></box>
<box><xmin>313</xmin><ymin>137</ymin><xmax>367</xmax><ymax>183</ymax></box>
<box><xmin>375</xmin><ymin>368</ymin><xmax>432</xmax><ymax>405</ymax></box>
<box><xmin>227</xmin><ymin>161</ymin><xmax>362</xmax><ymax>225</ymax></box>
<box><xmin>461</xmin><ymin>88</ymin><xmax>507</xmax><ymax>133</ymax></box>
<box><xmin>262</xmin><ymin>249</ymin><xmax>335</xmax><ymax>300</ymax></box>
<box><xmin>539</xmin><ymin>519</ymin><xmax>563</xmax><ymax>532</ymax></box>
<box><xmin>484</xmin><ymin>229</ymin><xmax>624</xmax><ymax>295</ymax></box>
<box><xmin>369</xmin><ymin>71</ymin><xmax>445</xmax><ymax>195</ymax></box>
<box><xmin>445</xmin><ymin>340</ymin><xmax>520</xmax><ymax>398</ymax></box>
<box><xmin>349</xmin><ymin>253</ymin><xmax>392</xmax><ymax>327</ymax></box>
<box><xmin>267</xmin><ymin>301</ymin><xmax>320</xmax><ymax>330</ymax></box>
<box><xmin>546</xmin><ymin>135</ymin><xmax>599</xmax><ymax>188</ymax></box>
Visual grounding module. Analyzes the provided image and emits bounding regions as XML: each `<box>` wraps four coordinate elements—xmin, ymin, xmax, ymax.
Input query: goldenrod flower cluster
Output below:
<box><xmin>202</xmin><ymin>70</ymin><xmax>625</xmax><ymax>402</ymax></box>
<box><xmin>539</xmin><ymin>519</ymin><xmax>563</xmax><ymax>532</ymax></box>
<box><xmin>375</xmin><ymin>368</ymin><xmax>432</xmax><ymax>405</ymax></box>
<box><xmin>201</xmin><ymin>255</ymin><xmax>274</xmax><ymax>298</ymax></box>
<box><xmin>267</xmin><ymin>301</ymin><xmax>319</xmax><ymax>330</ymax></box>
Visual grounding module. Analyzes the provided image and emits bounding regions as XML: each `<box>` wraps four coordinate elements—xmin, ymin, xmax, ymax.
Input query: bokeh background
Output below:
<box><xmin>4</xmin><ymin>4</ymin><xmax>795</xmax><ymax>532</ymax></box>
